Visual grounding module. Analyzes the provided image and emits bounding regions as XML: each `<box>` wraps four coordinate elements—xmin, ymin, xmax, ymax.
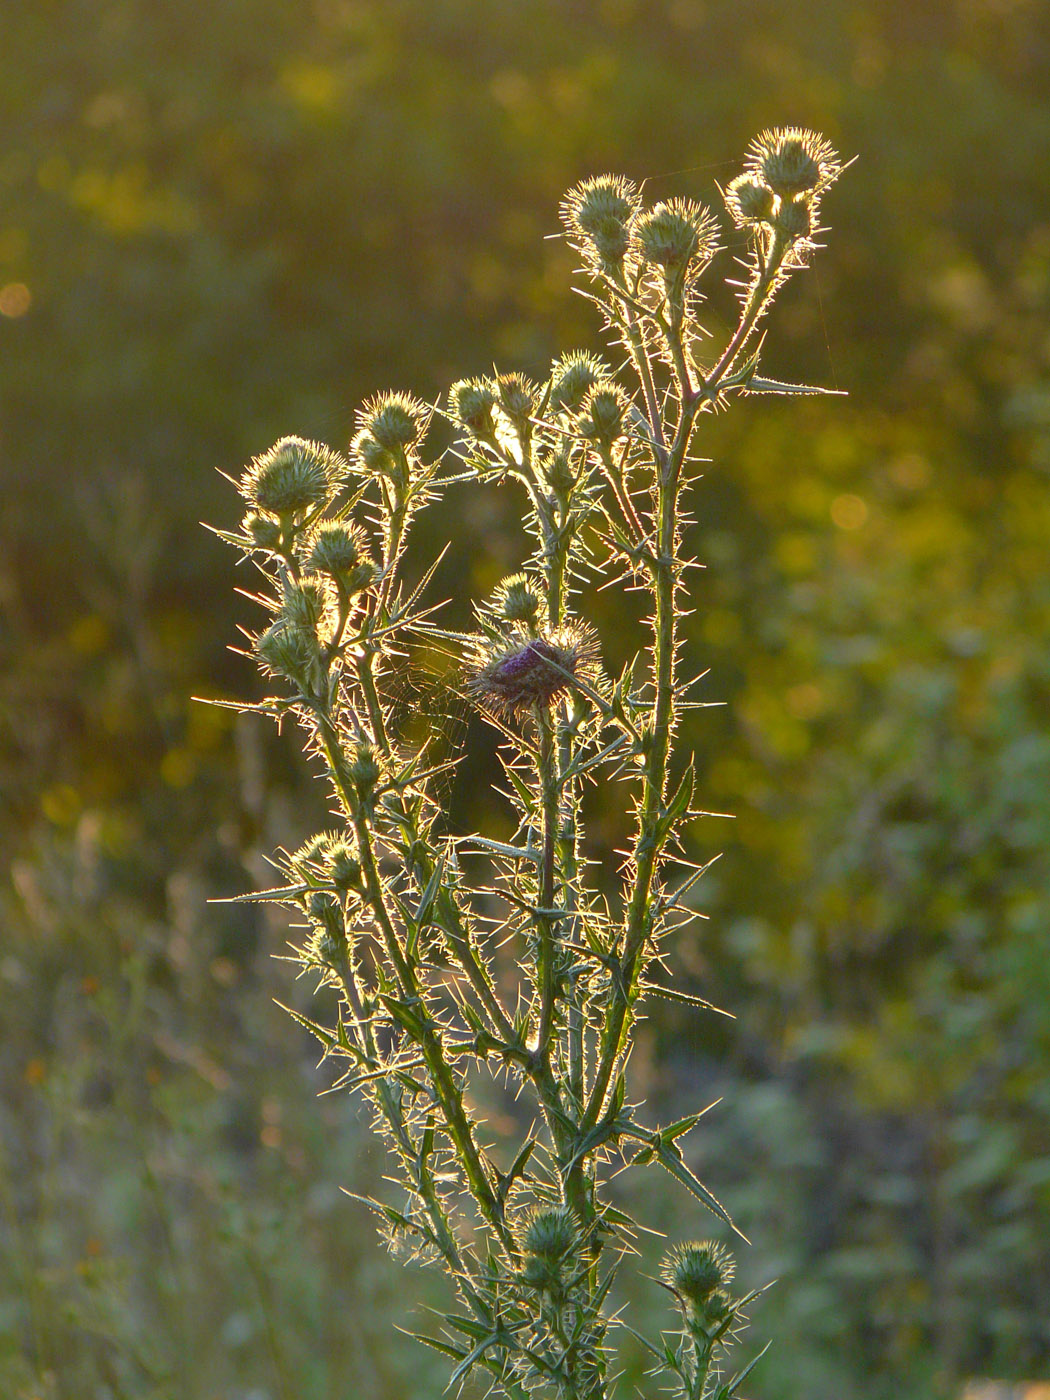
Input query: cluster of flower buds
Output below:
<box><xmin>725</xmin><ymin>126</ymin><xmax>841</xmax><ymax>251</ymax></box>
<box><xmin>352</xmin><ymin>390</ymin><xmax>430</xmax><ymax>494</ymax></box>
<box><xmin>559</xmin><ymin>126</ymin><xmax>840</xmax><ymax>299</ymax></box>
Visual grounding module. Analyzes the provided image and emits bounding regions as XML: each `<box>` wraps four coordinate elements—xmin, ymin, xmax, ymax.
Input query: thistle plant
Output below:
<box><xmin>212</xmin><ymin>127</ymin><xmax>844</xmax><ymax>1399</ymax></box>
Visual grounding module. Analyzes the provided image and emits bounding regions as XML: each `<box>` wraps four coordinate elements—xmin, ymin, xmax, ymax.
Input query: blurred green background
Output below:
<box><xmin>2</xmin><ymin>1</ymin><xmax>1049</xmax><ymax>1397</ymax></box>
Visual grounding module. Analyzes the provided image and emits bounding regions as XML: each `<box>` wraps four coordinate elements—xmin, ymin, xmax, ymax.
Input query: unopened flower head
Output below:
<box><xmin>449</xmin><ymin>377</ymin><xmax>498</xmax><ymax>437</ymax></box>
<box><xmin>357</xmin><ymin>391</ymin><xmax>428</xmax><ymax>451</ymax></box>
<box><xmin>634</xmin><ymin>198</ymin><xmax>719</xmax><ymax>271</ymax></box>
<box><xmin>306</xmin><ymin>521</ymin><xmax>374</xmax><ymax>592</ymax></box>
<box><xmin>724</xmin><ymin>175</ymin><xmax>775</xmax><ymax>227</ymax></box>
<box><xmin>240</xmin><ymin>437</ymin><xmax>342</xmax><ymax>517</ymax></box>
<box><xmin>496</xmin><ymin>372</ymin><xmax>539</xmax><ymax>432</ymax></box>
<box><xmin>519</xmin><ymin>1206</ymin><xmax>578</xmax><ymax>1292</ymax></box>
<box><xmin>490</xmin><ymin>572</ymin><xmax>544</xmax><ymax>625</ymax></box>
<box><xmin>774</xmin><ymin>196</ymin><xmax>815</xmax><ymax>242</ymax></box>
<box><xmin>539</xmin><ymin>449</ymin><xmax>577</xmax><ymax>500</ymax></box>
<box><xmin>578</xmin><ymin>383</ymin><xmax>632</xmax><ymax>447</ymax></box>
<box><xmin>561</xmin><ymin>174</ymin><xmax>640</xmax><ymax>267</ymax></box>
<box><xmin>549</xmin><ymin>351</ymin><xmax>606</xmax><ymax>413</ymax></box>
<box><xmin>255</xmin><ymin>618</ymin><xmax>321</xmax><ymax>687</ymax></box>
<box><xmin>279</xmin><ymin>575</ymin><xmax>332</xmax><ymax>634</ymax></box>
<box><xmin>467</xmin><ymin>624</ymin><xmax>600</xmax><ymax>715</ymax></box>
<box><xmin>745</xmin><ymin>127</ymin><xmax>840</xmax><ymax>199</ymax></box>
<box><xmin>661</xmin><ymin>1240</ymin><xmax>735</xmax><ymax>1307</ymax></box>
<box><xmin>243</xmin><ymin>511</ymin><xmax>283</xmax><ymax>552</ymax></box>
<box><xmin>351</xmin><ymin>429</ymin><xmax>394</xmax><ymax>477</ymax></box>
<box><xmin>522</xmin><ymin>1206</ymin><xmax>577</xmax><ymax>1261</ymax></box>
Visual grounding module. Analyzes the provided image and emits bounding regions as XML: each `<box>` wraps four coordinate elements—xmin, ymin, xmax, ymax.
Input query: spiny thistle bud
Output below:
<box><xmin>449</xmin><ymin>377</ymin><xmax>498</xmax><ymax>437</ymax></box>
<box><xmin>561</xmin><ymin>174</ymin><xmax>639</xmax><ymax>267</ymax></box>
<box><xmin>634</xmin><ymin>198</ymin><xmax>719</xmax><ymax>270</ymax></box>
<box><xmin>352</xmin><ymin>429</ymin><xmax>395</xmax><ymax>477</ymax></box>
<box><xmin>306</xmin><ymin>521</ymin><xmax>374</xmax><ymax>592</ymax></box>
<box><xmin>255</xmin><ymin>619</ymin><xmax>322</xmax><ymax>688</ymax></box>
<box><xmin>549</xmin><ymin>351</ymin><xmax>605</xmax><ymax>413</ymax></box>
<box><xmin>357</xmin><ymin>391</ymin><xmax>427</xmax><ymax>451</ymax></box>
<box><xmin>243</xmin><ymin>511</ymin><xmax>283</xmax><ymax>551</ymax></box>
<box><xmin>347</xmin><ymin>743</ymin><xmax>382</xmax><ymax>801</ymax></box>
<box><xmin>291</xmin><ymin>831</ymin><xmax>336</xmax><ymax>877</ymax></box>
<box><xmin>496</xmin><ymin>372</ymin><xmax>539</xmax><ymax>433</ymax></box>
<box><xmin>279</xmin><ymin>576</ymin><xmax>331</xmax><ymax>634</ymax></box>
<box><xmin>745</xmin><ymin>127</ymin><xmax>840</xmax><ymax>200</ymax></box>
<box><xmin>578</xmin><ymin>383</ymin><xmax>632</xmax><ymax>447</ymax></box>
<box><xmin>661</xmin><ymin>1241</ymin><xmax>735</xmax><ymax>1307</ymax></box>
<box><xmin>325</xmin><ymin>838</ymin><xmax>362</xmax><ymax>893</ymax></box>
<box><xmin>467</xmin><ymin>624</ymin><xmax>600</xmax><ymax>715</ymax></box>
<box><xmin>240</xmin><ymin>437</ymin><xmax>341</xmax><ymax>518</ymax></box>
<box><xmin>774</xmin><ymin>196</ymin><xmax>815</xmax><ymax>241</ymax></box>
<box><xmin>539</xmin><ymin>449</ymin><xmax>577</xmax><ymax>500</ymax></box>
<box><xmin>491</xmin><ymin>573</ymin><xmax>544</xmax><ymax>625</ymax></box>
<box><xmin>724</xmin><ymin>175</ymin><xmax>775</xmax><ymax>227</ymax></box>
<box><xmin>520</xmin><ymin>1207</ymin><xmax>578</xmax><ymax>1292</ymax></box>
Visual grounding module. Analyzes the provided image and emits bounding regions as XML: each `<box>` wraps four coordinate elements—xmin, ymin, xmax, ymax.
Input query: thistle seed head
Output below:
<box><xmin>240</xmin><ymin>437</ymin><xmax>341</xmax><ymax>517</ymax></box>
<box><xmin>661</xmin><ymin>1240</ymin><xmax>735</xmax><ymax>1306</ymax></box>
<box><xmin>746</xmin><ymin>127</ymin><xmax>840</xmax><ymax>199</ymax></box>
<box><xmin>467</xmin><ymin>624</ymin><xmax>600</xmax><ymax>715</ymax></box>
<box><xmin>634</xmin><ymin>198</ymin><xmax>719</xmax><ymax>270</ymax></box>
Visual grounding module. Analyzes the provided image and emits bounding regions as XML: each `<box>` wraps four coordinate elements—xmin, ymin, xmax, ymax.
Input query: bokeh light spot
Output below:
<box><xmin>830</xmin><ymin>493</ymin><xmax>869</xmax><ymax>529</ymax></box>
<box><xmin>0</xmin><ymin>282</ymin><xmax>31</xmax><ymax>317</ymax></box>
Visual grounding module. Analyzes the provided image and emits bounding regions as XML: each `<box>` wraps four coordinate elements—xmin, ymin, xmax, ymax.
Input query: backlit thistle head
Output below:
<box><xmin>519</xmin><ymin>1206</ymin><xmax>579</xmax><ymax>1292</ymax></box>
<box><xmin>539</xmin><ymin>449</ymin><xmax>578</xmax><ymax>501</ymax></box>
<box><xmin>279</xmin><ymin>575</ymin><xmax>332</xmax><ymax>631</ymax></box>
<box><xmin>578</xmin><ymin>383</ymin><xmax>632</xmax><ymax>448</ymax></box>
<box><xmin>490</xmin><ymin>572</ymin><xmax>544</xmax><ymax>626</ymax></box>
<box><xmin>634</xmin><ymin>198</ymin><xmax>719</xmax><ymax>271</ymax></box>
<box><xmin>773</xmin><ymin>196</ymin><xmax>815</xmax><ymax>242</ymax></box>
<box><xmin>561</xmin><ymin>174</ymin><xmax>640</xmax><ymax>268</ymax></box>
<box><xmin>496</xmin><ymin>372</ymin><xmax>540</xmax><ymax>434</ymax></box>
<box><xmin>306</xmin><ymin>521</ymin><xmax>375</xmax><ymax>593</ymax></box>
<box><xmin>240</xmin><ymin>437</ymin><xmax>342</xmax><ymax>517</ymax></box>
<box><xmin>449</xmin><ymin>377</ymin><xmax>498</xmax><ymax>437</ymax></box>
<box><xmin>255</xmin><ymin>618</ymin><xmax>322</xmax><ymax>690</ymax></box>
<box><xmin>243</xmin><ymin>511</ymin><xmax>283</xmax><ymax>552</ymax></box>
<box><xmin>661</xmin><ymin>1241</ymin><xmax>735</xmax><ymax>1308</ymax></box>
<box><xmin>549</xmin><ymin>351</ymin><xmax>606</xmax><ymax>413</ymax></box>
<box><xmin>346</xmin><ymin>743</ymin><xmax>382</xmax><ymax>802</ymax></box>
<box><xmin>351</xmin><ymin>429</ymin><xmax>393</xmax><ymax>477</ymax></box>
<box><xmin>745</xmin><ymin>127</ymin><xmax>840</xmax><ymax>199</ymax></box>
<box><xmin>467</xmin><ymin>624</ymin><xmax>600</xmax><ymax>715</ymax></box>
<box><xmin>724</xmin><ymin>175</ymin><xmax>775</xmax><ymax>228</ymax></box>
<box><xmin>357</xmin><ymin>391</ymin><xmax>428</xmax><ymax>451</ymax></box>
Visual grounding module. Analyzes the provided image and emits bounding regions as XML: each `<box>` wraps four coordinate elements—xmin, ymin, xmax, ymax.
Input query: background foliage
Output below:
<box><xmin>2</xmin><ymin>1</ymin><xmax>1049</xmax><ymax>1397</ymax></box>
